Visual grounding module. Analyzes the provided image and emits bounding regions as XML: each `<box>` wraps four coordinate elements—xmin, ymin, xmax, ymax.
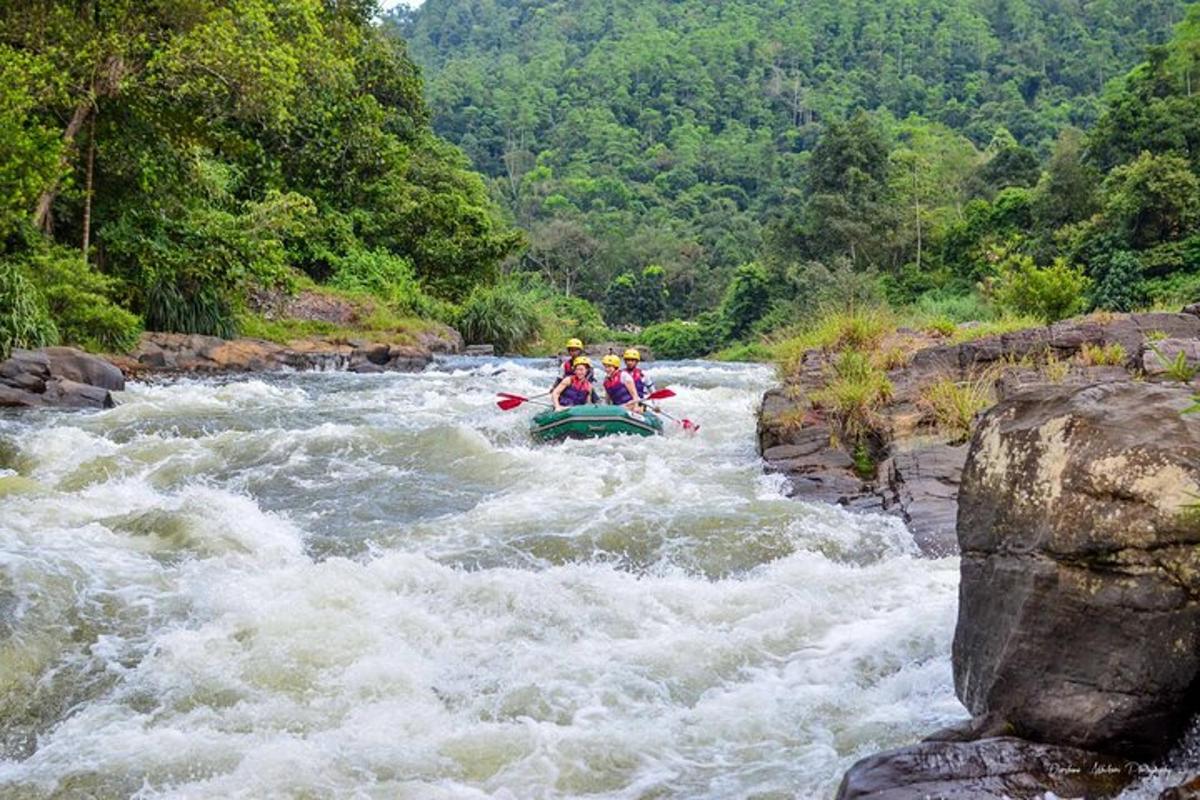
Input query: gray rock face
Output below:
<box><xmin>1143</xmin><ymin>338</ymin><xmax>1200</xmax><ymax>377</ymax></box>
<box><xmin>0</xmin><ymin>348</ymin><xmax>122</xmax><ymax>409</ymax></box>
<box><xmin>955</xmin><ymin>381</ymin><xmax>1200</xmax><ymax>760</ymax></box>
<box><xmin>759</xmin><ymin>311</ymin><xmax>1200</xmax><ymax>555</ymax></box>
<box><xmin>835</xmin><ymin>737</ymin><xmax>1136</xmax><ymax>800</ymax></box>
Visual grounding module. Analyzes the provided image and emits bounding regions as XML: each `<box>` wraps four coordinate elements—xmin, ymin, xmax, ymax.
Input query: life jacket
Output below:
<box><xmin>560</xmin><ymin>377</ymin><xmax>592</xmax><ymax>407</ymax></box>
<box><xmin>604</xmin><ymin>372</ymin><xmax>633</xmax><ymax>405</ymax></box>
<box><xmin>625</xmin><ymin>367</ymin><xmax>648</xmax><ymax>398</ymax></box>
<box><xmin>562</xmin><ymin>359</ymin><xmax>594</xmax><ymax>381</ymax></box>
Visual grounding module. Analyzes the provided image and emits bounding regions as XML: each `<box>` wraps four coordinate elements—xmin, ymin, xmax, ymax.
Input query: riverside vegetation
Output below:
<box><xmin>5</xmin><ymin>1</ymin><xmax>1200</xmax><ymax>365</ymax></box>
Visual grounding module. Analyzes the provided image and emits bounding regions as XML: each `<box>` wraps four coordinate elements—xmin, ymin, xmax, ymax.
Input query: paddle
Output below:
<box><xmin>644</xmin><ymin>388</ymin><xmax>675</xmax><ymax>401</ymax></box>
<box><xmin>651</xmin><ymin>406</ymin><xmax>700</xmax><ymax>433</ymax></box>
<box><xmin>496</xmin><ymin>391</ymin><xmax>553</xmax><ymax>410</ymax></box>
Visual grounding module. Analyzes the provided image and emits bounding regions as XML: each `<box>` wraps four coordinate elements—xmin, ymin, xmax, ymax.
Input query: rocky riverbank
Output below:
<box><xmin>760</xmin><ymin>308</ymin><xmax>1200</xmax><ymax>796</ymax></box>
<box><xmin>758</xmin><ymin>309</ymin><xmax>1200</xmax><ymax>555</ymax></box>
<box><xmin>0</xmin><ymin>323</ymin><xmax>463</xmax><ymax>410</ymax></box>
<box><xmin>835</xmin><ymin>377</ymin><xmax>1200</xmax><ymax>799</ymax></box>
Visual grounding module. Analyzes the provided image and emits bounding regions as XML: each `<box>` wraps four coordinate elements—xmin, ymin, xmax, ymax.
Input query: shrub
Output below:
<box><xmin>456</xmin><ymin>281</ymin><xmax>541</xmax><ymax>353</ymax></box>
<box><xmin>719</xmin><ymin>261</ymin><xmax>771</xmax><ymax>341</ymax></box>
<box><xmin>988</xmin><ymin>252</ymin><xmax>1090</xmax><ymax>323</ymax></box>
<box><xmin>29</xmin><ymin>248</ymin><xmax>142</xmax><ymax>353</ymax></box>
<box><xmin>330</xmin><ymin>248</ymin><xmax>424</xmax><ymax>309</ymax></box>
<box><xmin>603</xmin><ymin>265</ymin><xmax>669</xmax><ymax>327</ymax></box>
<box><xmin>710</xmin><ymin>341</ymin><xmax>774</xmax><ymax>362</ymax></box>
<box><xmin>912</xmin><ymin>290</ymin><xmax>997</xmax><ymax>323</ymax></box>
<box><xmin>640</xmin><ymin>316</ymin><xmax>719</xmax><ymax>360</ymax></box>
<box><xmin>1089</xmin><ymin>251</ymin><xmax>1144</xmax><ymax>313</ymax></box>
<box><xmin>0</xmin><ymin>262</ymin><xmax>57</xmax><ymax>360</ymax></box>
<box><xmin>1143</xmin><ymin>271</ymin><xmax>1200</xmax><ymax>309</ymax></box>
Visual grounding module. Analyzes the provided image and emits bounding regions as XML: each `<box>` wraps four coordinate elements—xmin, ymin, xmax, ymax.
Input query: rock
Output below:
<box><xmin>1142</xmin><ymin>338</ymin><xmax>1200</xmax><ymax>377</ymax></box>
<box><xmin>836</xmin><ymin>737</ymin><xmax>1136</xmax><ymax>800</ymax></box>
<box><xmin>955</xmin><ymin>380</ymin><xmax>1200</xmax><ymax>760</ymax></box>
<box><xmin>465</xmin><ymin>344</ymin><xmax>495</xmax><ymax>356</ymax></box>
<box><xmin>759</xmin><ymin>311</ymin><xmax>1200</xmax><ymax>555</ymax></box>
<box><xmin>1160</xmin><ymin>774</ymin><xmax>1200</xmax><ymax>800</ymax></box>
<box><xmin>43</xmin><ymin>378</ymin><xmax>115</xmax><ymax>409</ymax></box>
<box><xmin>357</xmin><ymin>342</ymin><xmax>391</xmax><ymax>365</ymax></box>
<box><xmin>125</xmin><ymin>332</ymin><xmax>432</xmax><ymax>375</ymax></box>
<box><xmin>879</xmin><ymin>440</ymin><xmax>967</xmax><ymax>556</ymax></box>
<box><xmin>0</xmin><ymin>347</ymin><xmax>119</xmax><ymax>409</ymax></box>
<box><xmin>41</xmin><ymin>347</ymin><xmax>124</xmax><ymax>390</ymax></box>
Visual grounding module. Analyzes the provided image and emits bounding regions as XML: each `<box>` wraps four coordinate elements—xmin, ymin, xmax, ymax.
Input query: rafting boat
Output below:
<box><xmin>530</xmin><ymin>404</ymin><xmax>665</xmax><ymax>442</ymax></box>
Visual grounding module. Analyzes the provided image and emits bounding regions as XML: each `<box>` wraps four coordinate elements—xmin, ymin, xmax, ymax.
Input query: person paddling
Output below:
<box><xmin>551</xmin><ymin>356</ymin><xmax>597</xmax><ymax>410</ymax></box>
<box><xmin>601</xmin><ymin>354</ymin><xmax>640</xmax><ymax>410</ymax></box>
<box><xmin>622</xmin><ymin>349</ymin><xmax>655</xmax><ymax>400</ymax></box>
<box><xmin>560</xmin><ymin>338</ymin><xmax>593</xmax><ymax>381</ymax></box>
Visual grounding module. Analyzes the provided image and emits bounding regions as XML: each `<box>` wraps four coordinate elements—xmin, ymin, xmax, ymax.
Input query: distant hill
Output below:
<box><xmin>394</xmin><ymin>0</ymin><xmax>1186</xmax><ymax>312</ymax></box>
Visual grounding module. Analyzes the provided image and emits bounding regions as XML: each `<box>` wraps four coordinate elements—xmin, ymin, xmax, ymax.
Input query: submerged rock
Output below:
<box><xmin>0</xmin><ymin>347</ymin><xmax>122</xmax><ymax>409</ymax></box>
<box><xmin>836</xmin><ymin>737</ymin><xmax>1136</xmax><ymax>800</ymax></box>
<box><xmin>955</xmin><ymin>381</ymin><xmax>1200</xmax><ymax>760</ymax></box>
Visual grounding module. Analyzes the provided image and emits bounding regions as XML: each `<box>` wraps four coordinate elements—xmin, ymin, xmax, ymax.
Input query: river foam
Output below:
<box><xmin>0</xmin><ymin>358</ymin><xmax>963</xmax><ymax>798</ymax></box>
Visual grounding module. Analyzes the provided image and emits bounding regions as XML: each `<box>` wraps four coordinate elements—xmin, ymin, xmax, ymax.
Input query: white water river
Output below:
<box><xmin>0</xmin><ymin>357</ymin><xmax>966</xmax><ymax>799</ymax></box>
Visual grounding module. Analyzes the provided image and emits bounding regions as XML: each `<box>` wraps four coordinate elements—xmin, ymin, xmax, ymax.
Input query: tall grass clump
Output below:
<box><xmin>920</xmin><ymin>374</ymin><xmax>996</xmax><ymax>442</ymax></box>
<box><xmin>1079</xmin><ymin>342</ymin><xmax>1127</xmax><ymax>366</ymax></box>
<box><xmin>773</xmin><ymin>305</ymin><xmax>894</xmax><ymax>377</ymax></box>
<box><xmin>0</xmin><ymin>263</ymin><xmax>57</xmax><ymax>360</ymax></box>
<box><xmin>810</xmin><ymin>349</ymin><xmax>893</xmax><ymax>442</ymax></box>
<box><xmin>456</xmin><ymin>280</ymin><xmax>541</xmax><ymax>354</ymax></box>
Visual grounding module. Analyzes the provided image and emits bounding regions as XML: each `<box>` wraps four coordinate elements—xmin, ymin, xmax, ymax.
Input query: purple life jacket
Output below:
<box><xmin>604</xmin><ymin>372</ymin><xmax>633</xmax><ymax>405</ymax></box>
<box><xmin>560</xmin><ymin>377</ymin><xmax>592</xmax><ymax>406</ymax></box>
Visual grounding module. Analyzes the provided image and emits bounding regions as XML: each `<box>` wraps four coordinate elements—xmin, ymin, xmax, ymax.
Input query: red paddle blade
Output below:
<box><xmin>646</xmin><ymin>388</ymin><xmax>675</xmax><ymax>400</ymax></box>
<box><xmin>681</xmin><ymin>419</ymin><xmax>700</xmax><ymax>433</ymax></box>
<box><xmin>497</xmin><ymin>392</ymin><xmax>529</xmax><ymax>402</ymax></box>
<box><xmin>497</xmin><ymin>397</ymin><xmax>524</xmax><ymax>410</ymax></box>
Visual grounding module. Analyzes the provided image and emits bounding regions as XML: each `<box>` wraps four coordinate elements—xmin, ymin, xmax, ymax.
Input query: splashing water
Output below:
<box><xmin>0</xmin><ymin>357</ymin><xmax>965</xmax><ymax>798</ymax></box>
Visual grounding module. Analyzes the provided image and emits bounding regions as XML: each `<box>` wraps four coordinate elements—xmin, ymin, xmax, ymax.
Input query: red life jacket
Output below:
<box><xmin>604</xmin><ymin>372</ymin><xmax>633</xmax><ymax>405</ymax></box>
<box><xmin>560</xmin><ymin>377</ymin><xmax>592</xmax><ymax>406</ymax></box>
<box><xmin>625</xmin><ymin>367</ymin><xmax>648</xmax><ymax>398</ymax></box>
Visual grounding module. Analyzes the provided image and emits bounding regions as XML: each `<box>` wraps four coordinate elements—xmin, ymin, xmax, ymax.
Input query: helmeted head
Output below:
<box><xmin>571</xmin><ymin>355</ymin><xmax>591</xmax><ymax>378</ymax></box>
<box><xmin>623</xmin><ymin>348</ymin><xmax>641</xmax><ymax>369</ymax></box>
<box><xmin>566</xmin><ymin>338</ymin><xmax>584</xmax><ymax>358</ymax></box>
<box><xmin>601</xmin><ymin>354</ymin><xmax>621</xmax><ymax>374</ymax></box>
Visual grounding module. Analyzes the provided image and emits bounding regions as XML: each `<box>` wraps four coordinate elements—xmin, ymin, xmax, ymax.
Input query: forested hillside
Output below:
<box><xmin>1</xmin><ymin>0</ymin><xmax>520</xmax><ymax>359</ymax></box>
<box><xmin>398</xmin><ymin>0</ymin><xmax>1188</xmax><ymax>320</ymax></box>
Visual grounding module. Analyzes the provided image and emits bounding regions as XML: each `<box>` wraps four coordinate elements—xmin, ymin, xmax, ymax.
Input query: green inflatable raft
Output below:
<box><xmin>530</xmin><ymin>404</ymin><xmax>664</xmax><ymax>442</ymax></box>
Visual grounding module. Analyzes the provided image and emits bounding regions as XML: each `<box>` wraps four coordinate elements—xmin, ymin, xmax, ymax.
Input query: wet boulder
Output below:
<box><xmin>836</xmin><ymin>737</ymin><xmax>1136</xmax><ymax>800</ymax></box>
<box><xmin>0</xmin><ymin>348</ymin><xmax>121</xmax><ymax>409</ymax></box>
<box><xmin>955</xmin><ymin>381</ymin><xmax>1200</xmax><ymax>760</ymax></box>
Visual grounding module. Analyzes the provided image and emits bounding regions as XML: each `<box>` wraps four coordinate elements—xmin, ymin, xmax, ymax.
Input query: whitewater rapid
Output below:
<box><xmin>0</xmin><ymin>358</ymin><xmax>965</xmax><ymax>799</ymax></box>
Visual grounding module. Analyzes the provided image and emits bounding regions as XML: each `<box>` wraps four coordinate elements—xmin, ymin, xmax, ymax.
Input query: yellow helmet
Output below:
<box><xmin>623</xmin><ymin>348</ymin><xmax>641</xmax><ymax>361</ymax></box>
<box><xmin>572</xmin><ymin>355</ymin><xmax>592</xmax><ymax>367</ymax></box>
<box><xmin>601</xmin><ymin>354</ymin><xmax>621</xmax><ymax>368</ymax></box>
<box><xmin>566</xmin><ymin>338</ymin><xmax>584</xmax><ymax>350</ymax></box>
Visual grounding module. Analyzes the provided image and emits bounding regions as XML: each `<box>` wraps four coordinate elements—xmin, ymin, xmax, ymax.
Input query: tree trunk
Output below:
<box><xmin>81</xmin><ymin>113</ymin><xmax>96</xmax><ymax>262</ymax></box>
<box><xmin>34</xmin><ymin>96</ymin><xmax>94</xmax><ymax>234</ymax></box>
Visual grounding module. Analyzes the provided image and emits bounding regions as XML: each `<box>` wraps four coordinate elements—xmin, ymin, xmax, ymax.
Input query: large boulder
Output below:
<box><xmin>0</xmin><ymin>348</ymin><xmax>120</xmax><ymax>409</ymax></box>
<box><xmin>836</xmin><ymin>737</ymin><xmax>1135</xmax><ymax>800</ymax></box>
<box><xmin>955</xmin><ymin>380</ymin><xmax>1200</xmax><ymax>760</ymax></box>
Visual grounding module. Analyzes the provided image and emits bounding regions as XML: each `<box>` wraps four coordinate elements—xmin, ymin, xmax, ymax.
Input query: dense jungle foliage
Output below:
<box><xmin>4</xmin><ymin>1</ymin><xmax>1200</xmax><ymax>361</ymax></box>
<box><xmin>397</xmin><ymin>0</ymin><xmax>1200</xmax><ymax>357</ymax></box>
<box><xmin>0</xmin><ymin>0</ymin><xmax>522</xmax><ymax>359</ymax></box>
